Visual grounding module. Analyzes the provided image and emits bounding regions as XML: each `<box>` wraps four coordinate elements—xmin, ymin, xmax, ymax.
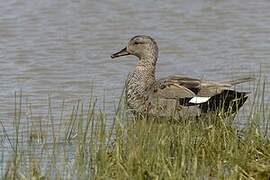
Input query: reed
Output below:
<box><xmin>1</xmin><ymin>82</ymin><xmax>269</xmax><ymax>180</ymax></box>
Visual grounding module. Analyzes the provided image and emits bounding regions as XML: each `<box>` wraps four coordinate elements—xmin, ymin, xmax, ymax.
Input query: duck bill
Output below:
<box><xmin>111</xmin><ymin>47</ymin><xmax>130</xmax><ymax>58</ymax></box>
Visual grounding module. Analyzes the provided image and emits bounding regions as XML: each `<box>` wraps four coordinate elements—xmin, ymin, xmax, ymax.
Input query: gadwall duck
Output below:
<box><xmin>111</xmin><ymin>35</ymin><xmax>253</xmax><ymax>117</ymax></box>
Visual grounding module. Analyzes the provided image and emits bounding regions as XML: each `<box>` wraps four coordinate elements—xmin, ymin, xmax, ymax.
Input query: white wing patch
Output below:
<box><xmin>189</xmin><ymin>96</ymin><xmax>211</xmax><ymax>104</ymax></box>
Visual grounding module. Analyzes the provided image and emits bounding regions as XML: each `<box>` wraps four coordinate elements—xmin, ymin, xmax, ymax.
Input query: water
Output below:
<box><xmin>0</xmin><ymin>0</ymin><xmax>270</xmax><ymax>176</ymax></box>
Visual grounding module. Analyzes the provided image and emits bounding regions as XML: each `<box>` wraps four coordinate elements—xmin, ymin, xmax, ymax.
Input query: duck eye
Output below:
<box><xmin>134</xmin><ymin>41</ymin><xmax>144</xmax><ymax>45</ymax></box>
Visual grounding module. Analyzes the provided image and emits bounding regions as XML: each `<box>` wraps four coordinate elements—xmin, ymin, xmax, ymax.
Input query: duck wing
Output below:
<box><xmin>151</xmin><ymin>75</ymin><xmax>253</xmax><ymax>116</ymax></box>
<box><xmin>154</xmin><ymin>75</ymin><xmax>200</xmax><ymax>99</ymax></box>
<box><xmin>147</xmin><ymin>76</ymin><xmax>199</xmax><ymax>117</ymax></box>
<box><xmin>221</xmin><ymin>77</ymin><xmax>255</xmax><ymax>85</ymax></box>
<box><xmin>198</xmin><ymin>76</ymin><xmax>254</xmax><ymax>96</ymax></box>
<box><xmin>154</xmin><ymin>75</ymin><xmax>253</xmax><ymax>101</ymax></box>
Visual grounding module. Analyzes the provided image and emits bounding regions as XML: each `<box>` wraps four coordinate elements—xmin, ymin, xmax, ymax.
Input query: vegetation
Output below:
<box><xmin>1</xmin><ymin>84</ymin><xmax>270</xmax><ymax>180</ymax></box>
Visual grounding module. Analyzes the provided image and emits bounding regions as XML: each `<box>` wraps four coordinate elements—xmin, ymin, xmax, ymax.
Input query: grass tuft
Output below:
<box><xmin>1</xmin><ymin>85</ymin><xmax>270</xmax><ymax>179</ymax></box>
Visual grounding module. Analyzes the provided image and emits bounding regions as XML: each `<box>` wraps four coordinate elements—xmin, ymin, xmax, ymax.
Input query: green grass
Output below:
<box><xmin>1</xmin><ymin>87</ymin><xmax>270</xmax><ymax>179</ymax></box>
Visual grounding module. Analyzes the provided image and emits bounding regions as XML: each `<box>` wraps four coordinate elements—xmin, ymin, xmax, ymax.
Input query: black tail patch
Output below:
<box><xmin>199</xmin><ymin>90</ymin><xmax>249</xmax><ymax>114</ymax></box>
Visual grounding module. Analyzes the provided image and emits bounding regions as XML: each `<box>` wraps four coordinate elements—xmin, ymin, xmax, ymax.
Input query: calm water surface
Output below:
<box><xmin>0</xmin><ymin>0</ymin><xmax>270</xmax><ymax>175</ymax></box>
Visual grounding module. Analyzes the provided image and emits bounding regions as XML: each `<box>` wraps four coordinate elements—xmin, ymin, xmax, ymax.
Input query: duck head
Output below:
<box><xmin>111</xmin><ymin>35</ymin><xmax>158</xmax><ymax>59</ymax></box>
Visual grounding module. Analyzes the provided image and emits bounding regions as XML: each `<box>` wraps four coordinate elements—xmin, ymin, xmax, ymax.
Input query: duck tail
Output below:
<box><xmin>223</xmin><ymin>77</ymin><xmax>255</xmax><ymax>85</ymax></box>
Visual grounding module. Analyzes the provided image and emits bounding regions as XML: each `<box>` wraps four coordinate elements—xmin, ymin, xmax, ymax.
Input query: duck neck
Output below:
<box><xmin>126</xmin><ymin>49</ymin><xmax>158</xmax><ymax>110</ymax></box>
<box><xmin>136</xmin><ymin>55</ymin><xmax>157</xmax><ymax>79</ymax></box>
<box><xmin>128</xmin><ymin>47</ymin><xmax>158</xmax><ymax>98</ymax></box>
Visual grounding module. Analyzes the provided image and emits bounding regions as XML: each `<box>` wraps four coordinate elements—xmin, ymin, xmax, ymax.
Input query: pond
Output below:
<box><xmin>0</xmin><ymin>0</ymin><xmax>269</xmax><ymax>177</ymax></box>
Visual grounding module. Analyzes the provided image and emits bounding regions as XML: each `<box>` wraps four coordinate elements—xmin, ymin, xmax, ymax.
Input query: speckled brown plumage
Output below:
<box><xmin>111</xmin><ymin>35</ymin><xmax>254</xmax><ymax>117</ymax></box>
